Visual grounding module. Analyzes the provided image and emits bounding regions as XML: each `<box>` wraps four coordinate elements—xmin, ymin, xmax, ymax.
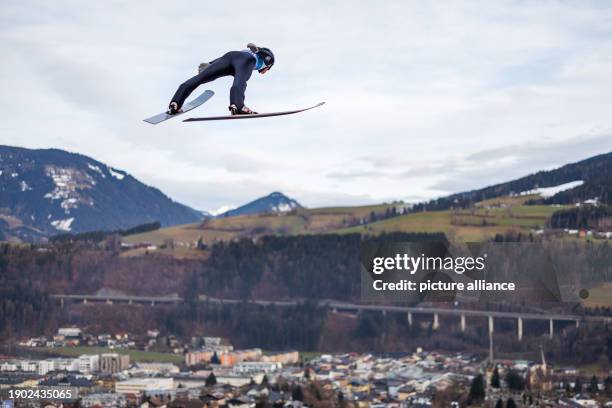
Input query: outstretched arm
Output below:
<box><xmin>229</xmin><ymin>60</ymin><xmax>255</xmax><ymax>110</ymax></box>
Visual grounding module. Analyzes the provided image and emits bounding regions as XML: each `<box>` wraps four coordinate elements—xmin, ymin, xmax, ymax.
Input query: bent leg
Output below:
<box><xmin>170</xmin><ymin>60</ymin><xmax>230</xmax><ymax>109</ymax></box>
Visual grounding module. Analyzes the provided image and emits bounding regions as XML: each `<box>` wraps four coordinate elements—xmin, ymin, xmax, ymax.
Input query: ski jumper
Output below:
<box><xmin>170</xmin><ymin>50</ymin><xmax>260</xmax><ymax>111</ymax></box>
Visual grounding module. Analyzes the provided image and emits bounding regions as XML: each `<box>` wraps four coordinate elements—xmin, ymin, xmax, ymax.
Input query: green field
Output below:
<box><xmin>123</xmin><ymin>197</ymin><xmax>566</xmax><ymax>247</ymax></box>
<box><xmin>40</xmin><ymin>346</ymin><xmax>183</xmax><ymax>364</ymax></box>
<box><xmin>123</xmin><ymin>204</ymin><xmax>400</xmax><ymax>246</ymax></box>
<box><xmin>335</xmin><ymin>204</ymin><xmax>562</xmax><ymax>241</ymax></box>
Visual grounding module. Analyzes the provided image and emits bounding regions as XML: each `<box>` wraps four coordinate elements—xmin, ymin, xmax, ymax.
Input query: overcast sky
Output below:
<box><xmin>2</xmin><ymin>1</ymin><xmax>612</xmax><ymax>213</ymax></box>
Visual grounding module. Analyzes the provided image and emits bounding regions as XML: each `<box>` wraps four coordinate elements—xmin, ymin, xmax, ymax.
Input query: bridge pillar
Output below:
<box><xmin>129</xmin><ymin>299</ymin><xmax>133</xmax><ymax>305</ymax></box>
<box><xmin>151</xmin><ymin>301</ymin><xmax>155</xmax><ymax>307</ymax></box>
<box><xmin>549</xmin><ymin>319</ymin><xmax>554</xmax><ymax>339</ymax></box>
<box><xmin>83</xmin><ymin>298</ymin><xmax>87</xmax><ymax>305</ymax></box>
<box><xmin>517</xmin><ymin>317</ymin><xmax>523</xmax><ymax>341</ymax></box>
<box><xmin>382</xmin><ymin>310</ymin><xmax>386</xmax><ymax>317</ymax></box>
<box><xmin>407</xmin><ymin>312</ymin><xmax>413</xmax><ymax>327</ymax></box>
<box><xmin>433</xmin><ymin>313</ymin><xmax>439</xmax><ymax>330</ymax></box>
<box><xmin>60</xmin><ymin>298</ymin><xmax>64</xmax><ymax>308</ymax></box>
<box><xmin>460</xmin><ymin>314</ymin><xmax>466</xmax><ymax>332</ymax></box>
<box><xmin>575</xmin><ymin>319</ymin><xmax>580</xmax><ymax>329</ymax></box>
<box><xmin>488</xmin><ymin>316</ymin><xmax>494</xmax><ymax>334</ymax></box>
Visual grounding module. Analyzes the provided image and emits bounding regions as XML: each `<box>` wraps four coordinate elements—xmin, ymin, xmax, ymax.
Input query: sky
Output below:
<box><xmin>2</xmin><ymin>1</ymin><xmax>612</xmax><ymax>213</ymax></box>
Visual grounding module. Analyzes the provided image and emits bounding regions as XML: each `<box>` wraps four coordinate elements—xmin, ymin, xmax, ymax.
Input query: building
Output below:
<box><xmin>204</xmin><ymin>337</ymin><xmax>222</xmax><ymax>347</ymax></box>
<box><xmin>78</xmin><ymin>354</ymin><xmax>100</xmax><ymax>373</ymax></box>
<box><xmin>56</xmin><ymin>358</ymin><xmax>79</xmax><ymax>372</ymax></box>
<box><xmin>233</xmin><ymin>361</ymin><xmax>282</xmax><ymax>375</ymax></box>
<box><xmin>58</xmin><ymin>327</ymin><xmax>82</xmax><ymax>338</ymax></box>
<box><xmin>219</xmin><ymin>349</ymin><xmax>263</xmax><ymax>366</ymax></box>
<box><xmin>99</xmin><ymin>353</ymin><xmax>130</xmax><ymax>374</ymax></box>
<box><xmin>185</xmin><ymin>350</ymin><xmax>214</xmax><ymax>366</ymax></box>
<box><xmin>115</xmin><ymin>378</ymin><xmax>174</xmax><ymax>396</ymax></box>
<box><xmin>38</xmin><ymin>360</ymin><xmax>55</xmax><ymax>375</ymax></box>
<box><xmin>130</xmin><ymin>362</ymin><xmax>180</xmax><ymax>375</ymax></box>
<box><xmin>0</xmin><ymin>362</ymin><xmax>18</xmax><ymax>371</ymax></box>
<box><xmin>261</xmin><ymin>351</ymin><xmax>300</xmax><ymax>365</ymax></box>
<box><xmin>81</xmin><ymin>393</ymin><xmax>127</xmax><ymax>408</ymax></box>
<box><xmin>216</xmin><ymin>373</ymin><xmax>262</xmax><ymax>387</ymax></box>
<box><xmin>37</xmin><ymin>358</ymin><xmax>79</xmax><ymax>375</ymax></box>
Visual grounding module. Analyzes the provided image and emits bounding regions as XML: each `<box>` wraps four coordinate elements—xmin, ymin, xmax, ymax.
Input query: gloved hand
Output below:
<box><xmin>198</xmin><ymin>62</ymin><xmax>209</xmax><ymax>74</ymax></box>
<box><xmin>247</xmin><ymin>43</ymin><xmax>259</xmax><ymax>52</ymax></box>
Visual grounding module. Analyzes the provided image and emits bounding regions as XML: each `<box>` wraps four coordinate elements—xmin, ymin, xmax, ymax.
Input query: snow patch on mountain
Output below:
<box><xmin>272</xmin><ymin>202</ymin><xmax>298</xmax><ymax>213</ymax></box>
<box><xmin>51</xmin><ymin>217</ymin><xmax>74</xmax><ymax>231</ymax></box>
<box><xmin>218</xmin><ymin>192</ymin><xmax>303</xmax><ymax>218</ymax></box>
<box><xmin>44</xmin><ymin>165</ymin><xmax>94</xmax><ymax>212</ymax></box>
<box><xmin>519</xmin><ymin>180</ymin><xmax>584</xmax><ymax>198</ymax></box>
<box><xmin>87</xmin><ymin>163</ymin><xmax>105</xmax><ymax>178</ymax></box>
<box><xmin>109</xmin><ymin>168</ymin><xmax>125</xmax><ymax>180</ymax></box>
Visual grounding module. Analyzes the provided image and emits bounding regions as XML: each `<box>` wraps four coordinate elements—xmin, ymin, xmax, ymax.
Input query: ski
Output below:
<box><xmin>183</xmin><ymin>102</ymin><xmax>325</xmax><ymax>122</ymax></box>
<box><xmin>143</xmin><ymin>90</ymin><xmax>215</xmax><ymax>125</ymax></box>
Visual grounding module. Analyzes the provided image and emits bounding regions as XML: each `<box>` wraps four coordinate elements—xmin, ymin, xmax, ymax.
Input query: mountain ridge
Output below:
<box><xmin>0</xmin><ymin>145</ymin><xmax>203</xmax><ymax>241</ymax></box>
<box><xmin>219</xmin><ymin>191</ymin><xmax>302</xmax><ymax>218</ymax></box>
<box><xmin>412</xmin><ymin>151</ymin><xmax>612</xmax><ymax>212</ymax></box>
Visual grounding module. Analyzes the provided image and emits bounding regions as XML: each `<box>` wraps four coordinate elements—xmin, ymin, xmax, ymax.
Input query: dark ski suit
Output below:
<box><xmin>170</xmin><ymin>51</ymin><xmax>256</xmax><ymax>110</ymax></box>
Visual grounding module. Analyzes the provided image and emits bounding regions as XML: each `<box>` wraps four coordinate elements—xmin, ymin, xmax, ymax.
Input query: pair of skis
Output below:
<box><xmin>143</xmin><ymin>90</ymin><xmax>324</xmax><ymax>125</ymax></box>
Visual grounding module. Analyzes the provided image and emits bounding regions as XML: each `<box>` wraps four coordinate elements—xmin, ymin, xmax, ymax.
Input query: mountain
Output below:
<box><xmin>219</xmin><ymin>192</ymin><xmax>302</xmax><ymax>218</ymax></box>
<box><xmin>411</xmin><ymin>151</ymin><xmax>612</xmax><ymax>212</ymax></box>
<box><xmin>0</xmin><ymin>146</ymin><xmax>203</xmax><ymax>241</ymax></box>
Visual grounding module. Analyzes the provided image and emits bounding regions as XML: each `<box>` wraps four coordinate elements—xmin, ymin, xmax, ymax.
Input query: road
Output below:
<box><xmin>50</xmin><ymin>293</ymin><xmax>612</xmax><ymax>324</ymax></box>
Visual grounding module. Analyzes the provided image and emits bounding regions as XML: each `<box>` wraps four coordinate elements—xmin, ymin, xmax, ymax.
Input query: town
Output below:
<box><xmin>1</xmin><ymin>327</ymin><xmax>611</xmax><ymax>407</ymax></box>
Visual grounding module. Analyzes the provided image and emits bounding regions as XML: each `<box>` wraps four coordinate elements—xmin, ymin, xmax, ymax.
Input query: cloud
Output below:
<box><xmin>1</xmin><ymin>1</ymin><xmax>612</xmax><ymax>212</ymax></box>
<box><xmin>432</xmin><ymin>133</ymin><xmax>612</xmax><ymax>192</ymax></box>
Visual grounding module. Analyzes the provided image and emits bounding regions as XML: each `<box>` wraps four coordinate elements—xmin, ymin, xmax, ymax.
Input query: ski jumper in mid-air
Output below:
<box><xmin>167</xmin><ymin>43</ymin><xmax>274</xmax><ymax>116</ymax></box>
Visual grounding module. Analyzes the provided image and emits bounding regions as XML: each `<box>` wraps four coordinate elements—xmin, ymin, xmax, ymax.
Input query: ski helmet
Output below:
<box><xmin>256</xmin><ymin>47</ymin><xmax>275</xmax><ymax>72</ymax></box>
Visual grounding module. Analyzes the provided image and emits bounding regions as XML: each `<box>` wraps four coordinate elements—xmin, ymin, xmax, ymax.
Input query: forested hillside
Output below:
<box><xmin>411</xmin><ymin>152</ymin><xmax>612</xmax><ymax>212</ymax></box>
<box><xmin>550</xmin><ymin>205</ymin><xmax>612</xmax><ymax>230</ymax></box>
<box><xmin>0</xmin><ymin>232</ymin><xmax>443</xmax><ymax>337</ymax></box>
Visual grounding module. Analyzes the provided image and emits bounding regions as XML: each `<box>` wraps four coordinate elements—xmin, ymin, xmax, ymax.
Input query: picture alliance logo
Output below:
<box><xmin>371</xmin><ymin>253</ymin><xmax>488</xmax><ymax>275</ymax></box>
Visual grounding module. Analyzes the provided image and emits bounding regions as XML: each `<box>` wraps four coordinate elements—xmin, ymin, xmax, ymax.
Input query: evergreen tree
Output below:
<box><xmin>491</xmin><ymin>366</ymin><xmax>501</xmax><ymax>388</ymax></box>
<box><xmin>506</xmin><ymin>398</ymin><xmax>517</xmax><ymax>408</ymax></box>
<box><xmin>505</xmin><ymin>370</ymin><xmax>525</xmax><ymax>391</ymax></box>
<box><xmin>303</xmin><ymin>366</ymin><xmax>310</xmax><ymax>380</ymax></box>
<box><xmin>589</xmin><ymin>375</ymin><xmax>599</xmax><ymax>394</ymax></box>
<box><xmin>338</xmin><ymin>390</ymin><xmax>345</xmax><ymax>407</ymax></box>
<box><xmin>291</xmin><ymin>385</ymin><xmax>304</xmax><ymax>402</ymax></box>
<box><xmin>211</xmin><ymin>351</ymin><xmax>220</xmax><ymax>364</ymax></box>
<box><xmin>495</xmin><ymin>398</ymin><xmax>503</xmax><ymax>408</ymax></box>
<box><xmin>469</xmin><ymin>374</ymin><xmax>486</xmax><ymax>402</ymax></box>
<box><xmin>604</xmin><ymin>376</ymin><xmax>612</xmax><ymax>397</ymax></box>
<box><xmin>574</xmin><ymin>377</ymin><xmax>582</xmax><ymax>394</ymax></box>
<box><xmin>206</xmin><ymin>372</ymin><xmax>217</xmax><ymax>386</ymax></box>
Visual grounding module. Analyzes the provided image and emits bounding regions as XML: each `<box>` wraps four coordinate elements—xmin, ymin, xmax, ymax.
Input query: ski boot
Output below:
<box><xmin>166</xmin><ymin>102</ymin><xmax>181</xmax><ymax>115</ymax></box>
<box><xmin>229</xmin><ymin>104</ymin><xmax>258</xmax><ymax>115</ymax></box>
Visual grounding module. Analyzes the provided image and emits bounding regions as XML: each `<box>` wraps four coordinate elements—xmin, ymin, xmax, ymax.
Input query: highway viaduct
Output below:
<box><xmin>50</xmin><ymin>293</ymin><xmax>611</xmax><ymax>341</ymax></box>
